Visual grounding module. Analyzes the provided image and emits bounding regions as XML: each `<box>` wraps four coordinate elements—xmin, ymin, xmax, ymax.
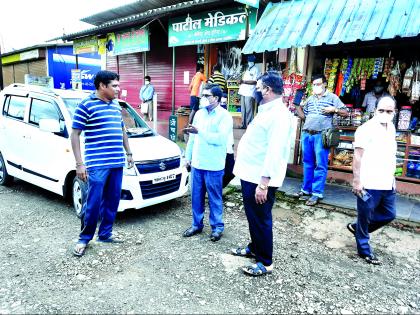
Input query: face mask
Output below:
<box><xmin>199</xmin><ymin>97</ymin><xmax>211</xmax><ymax>109</ymax></box>
<box><xmin>375</xmin><ymin>112</ymin><xmax>394</xmax><ymax>124</ymax></box>
<box><xmin>145</xmin><ymin>81</ymin><xmax>150</xmax><ymax>85</ymax></box>
<box><xmin>313</xmin><ymin>85</ymin><xmax>324</xmax><ymax>95</ymax></box>
<box><xmin>374</xmin><ymin>86</ymin><xmax>384</xmax><ymax>94</ymax></box>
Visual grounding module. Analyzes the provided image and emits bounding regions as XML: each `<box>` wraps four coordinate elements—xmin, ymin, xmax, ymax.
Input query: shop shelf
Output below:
<box><xmin>329</xmin><ymin>165</ymin><xmax>352</xmax><ymax>172</ymax></box>
<box><xmin>407</xmin><ymin>144</ymin><xmax>420</xmax><ymax>148</ymax></box>
<box><xmin>395</xmin><ymin>176</ymin><xmax>420</xmax><ymax>183</ymax></box>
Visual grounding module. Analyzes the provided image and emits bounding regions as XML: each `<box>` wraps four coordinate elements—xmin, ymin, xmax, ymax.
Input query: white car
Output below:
<box><xmin>0</xmin><ymin>84</ymin><xmax>189</xmax><ymax>216</ymax></box>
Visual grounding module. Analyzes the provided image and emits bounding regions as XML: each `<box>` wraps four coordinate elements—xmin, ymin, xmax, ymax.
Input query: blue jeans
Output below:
<box><xmin>301</xmin><ymin>132</ymin><xmax>330</xmax><ymax>198</ymax></box>
<box><xmin>79</xmin><ymin>167</ymin><xmax>123</xmax><ymax>244</ymax></box>
<box><xmin>191</xmin><ymin>167</ymin><xmax>224</xmax><ymax>233</ymax></box>
<box><xmin>355</xmin><ymin>189</ymin><xmax>396</xmax><ymax>256</ymax></box>
<box><xmin>241</xmin><ymin>180</ymin><xmax>277</xmax><ymax>266</ymax></box>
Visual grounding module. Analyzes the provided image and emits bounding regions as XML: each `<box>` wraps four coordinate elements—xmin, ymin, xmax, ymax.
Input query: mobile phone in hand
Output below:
<box><xmin>360</xmin><ymin>189</ymin><xmax>372</xmax><ymax>202</ymax></box>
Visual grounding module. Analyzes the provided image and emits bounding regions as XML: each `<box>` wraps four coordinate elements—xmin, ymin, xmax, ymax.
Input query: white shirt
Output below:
<box><xmin>233</xmin><ymin>98</ymin><xmax>293</xmax><ymax>187</ymax></box>
<box><xmin>238</xmin><ymin>65</ymin><xmax>260</xmax><ymax>97</ymax></box>
<box><xmin>353</xmin><ymin>118</ymin><xmax>396</xmax><ymax>190</ymax></box>
<box><xmin>185</xmin><ymin>105</ymin><xmax>233</xmax><ymax>171</ymax></box>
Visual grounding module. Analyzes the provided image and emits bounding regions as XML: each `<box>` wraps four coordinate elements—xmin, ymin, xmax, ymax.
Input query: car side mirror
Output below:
<box><xmin>39</xmin><ymin>118</ymin><xmax>61</xmax><ymax>133</ymax></box>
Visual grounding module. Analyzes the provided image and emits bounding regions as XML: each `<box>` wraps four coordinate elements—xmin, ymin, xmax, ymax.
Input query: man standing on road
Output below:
<box><xmin>238</xmin><ymin>55</ymin><xmax>260</xmax><ymax>129</ymax></box>
<box><xmin>294</xmin><ymin>74</ymin><xmax>348</xmax><ymax>206</ymax></box>
<box><xmin>139</xmin><ymin>75</ymin><xmax>155</xmax><ymax>121</ymax></box>
<box><xmin>188</xmin><ymin>64</ymin><xmax>206</xmax><ymax>125</ymax></box>
<box><xmin>231</xmin><ymin>72</ymin><xmax>293</xmax><ymax>276</ymax></box>
<box><xmin>347</xmin><ymin>96</ymin><xmax>397</xmax><ymax>265</ymax></box>
<box><xmin>183</xmin><ymin>84</ymin><xmax>233</xmax><ymax>242</ymax></box>
<box><xmin>71</xmin><ymin>70</ymin><xmax>134</xmax><ymax>257</ymax></box>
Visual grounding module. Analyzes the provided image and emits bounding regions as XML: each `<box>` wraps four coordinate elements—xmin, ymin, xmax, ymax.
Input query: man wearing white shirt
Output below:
<box><xmin>231</xmin><ymin>72</ymin><xmax>293</xmax><ymax>276</ymax></box>
<box><xmin>347</xmin><ymin>96</ymin><xmax>397</xmax><ymax>265</ymax></box>
<box><xmin>183</xmin><ymin>84</ymin><xmax>233</xmax><ymax>242</ymax></box>
<box><xmin>238</xmin><ymin>55</ymin><xmax>260</xmax><ymax>129</ymax></box>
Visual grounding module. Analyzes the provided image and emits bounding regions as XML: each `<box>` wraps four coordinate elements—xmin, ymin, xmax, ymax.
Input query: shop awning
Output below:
<box><xmin>242</xmin><ymin>0</ymin><xmax>420</xmax><ymax>54</ymax></box>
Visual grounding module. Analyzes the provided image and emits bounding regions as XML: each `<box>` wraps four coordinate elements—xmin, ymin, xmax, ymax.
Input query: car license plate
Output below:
<box><xmin>152</xmin><ymin>174</ymin><xmax>176</xmax><ymax>184</ymax></box>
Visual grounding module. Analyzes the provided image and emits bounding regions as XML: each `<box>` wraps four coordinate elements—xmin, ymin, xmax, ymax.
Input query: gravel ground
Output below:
<box><xmin>0</xmin><ymin>179</ymin><xmax>419</xmax><ymax>314</ymax></box>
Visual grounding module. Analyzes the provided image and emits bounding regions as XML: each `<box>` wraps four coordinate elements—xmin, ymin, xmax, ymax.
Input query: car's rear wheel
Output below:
<box><xmin>72</xmin><ymin>176</ymin><xmax>87</xmax><ymax>218</ymax></box>
<box><xmin>0</xmin><ymin>153</ymin><xmax>13</xmax><ymax>186</ymax></box>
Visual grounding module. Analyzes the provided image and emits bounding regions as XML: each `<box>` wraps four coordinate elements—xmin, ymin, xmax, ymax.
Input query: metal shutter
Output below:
<box><xmin>2</xmin><ymin>65</ymin><xmax>14</xmax><ymax>86</ymax></box>
<box><xmin>28</xmin><ymin>60</ymin><xmax>47</xmax><ymax>77</ymax></box>
<box><xmin>14</xmin><ymin>63</ymin><xmax>28</xmax><ymax>83</ymax></box>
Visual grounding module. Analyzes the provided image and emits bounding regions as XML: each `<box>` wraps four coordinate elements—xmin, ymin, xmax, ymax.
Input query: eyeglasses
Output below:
<box><xmin>377</xmin><ymin>109</ymin><xmax>394</xmax><ymax>114</ymax></box>
<box><xmin>202</xmin><ymin>94</ymin><xmax>213</xmax><ymax>98</ymax></box>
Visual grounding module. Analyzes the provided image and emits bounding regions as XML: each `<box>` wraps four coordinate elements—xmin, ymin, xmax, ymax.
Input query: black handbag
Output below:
<box><xmin>322</xmin><ymin>128</ymin><xmax>340</xmax><ymax>148</ymax></box>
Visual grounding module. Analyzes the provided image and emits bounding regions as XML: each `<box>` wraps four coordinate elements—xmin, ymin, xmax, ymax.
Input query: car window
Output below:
<box><xmin>120</xmin><ymin>102</ymin><xmax>154</xmax><ymax>138</ymax></box>
<box><xmin>3</xmin><ymin>95</ymin><xmax>26</xmax><ymax>120</ymax></box>
<box><xmin>29</xmin><ymin>98</ymin><xmax>66</xmax><ymax>133</ymax></box>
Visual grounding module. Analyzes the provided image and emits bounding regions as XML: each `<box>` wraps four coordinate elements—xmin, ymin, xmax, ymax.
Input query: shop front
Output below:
<box><xmin>242</xmin><ymin>0</ymin><xmax>420</xmax><ymax>195</ymax></box>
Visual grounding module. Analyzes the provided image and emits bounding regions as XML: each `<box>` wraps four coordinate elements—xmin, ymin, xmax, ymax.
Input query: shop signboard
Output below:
<box><xmin>168</xmin><ymin>115</ymin><xmax>178</xmax><ymax>142</ymax></box>
<box><xmin>235</xmin><ymin>0</ymin><xmax>259</xmax><ymax>8</ymax></box>
<box><xmin>168</xmin><ymin>7</ymin><xmax>257</xmax><ymax>47</ymax></box>
<box><xmin>73</xmin><ymin>36</ymin><xmax>98</xmax><ymax>55</ymax></box>
<box><xmin>114</xmin><ymin>27</ymin><xmax>150</xmax><ymax>55</ymax></box>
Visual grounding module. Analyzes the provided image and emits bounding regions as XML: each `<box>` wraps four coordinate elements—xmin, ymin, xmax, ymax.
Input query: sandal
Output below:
<box><xmin>360</xmin><ymin>254</ymin><xmax>381</xmax><ymax>265</ymax></box>
<box><xmin>73</xmin><ymin>242</ymin><xmax>87</xmax><ymax>257</ymax></box>
<box><xmin>242</xmin><ymin>262</ymin><xmax>273</xmax><ymax>276</ymax></box>
<box><xmin>306</xmin><ymin>196</ymin><xmax>320</xmax><ymax>206</ymax></box>
<box><xmin>292</xmin><ymin>191</ymin><xmax>310</xmax><ymax>199</ymax></box>
<box><xmin>231</xmin><ymin>247</ymin><xmax>255</xmax><ymax>258</ymax></box>
<box><xmin>347</xmin><ymin>223</ymin><xmax>356</xmax><ymax>236</ymax></box>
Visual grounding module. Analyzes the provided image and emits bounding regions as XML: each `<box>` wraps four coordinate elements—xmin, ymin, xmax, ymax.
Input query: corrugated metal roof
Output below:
<box><xmin>242</xmin><ymin>0</ymin><xmax>420</xmax><ymax>54</ymax></box>
<box><xmin>58</xmin><ymin>0</ymin><xmax>225</xmax><ymax>41</ymax></box>
<box><xmin>81</xmin><ymin>0</ymin><xmax>194</xmax><ymax>26</ymax></box>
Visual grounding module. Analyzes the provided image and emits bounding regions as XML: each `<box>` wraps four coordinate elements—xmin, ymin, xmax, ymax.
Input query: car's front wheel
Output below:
<box><xmin>72</xmin><ymin>176</ymin><xmax>87</xmax><ymax>218</ymax></box>
<box><xmin>0</xmin><ymin>153</ymin><xmax>13</xmax><ymax>186</ymax></box>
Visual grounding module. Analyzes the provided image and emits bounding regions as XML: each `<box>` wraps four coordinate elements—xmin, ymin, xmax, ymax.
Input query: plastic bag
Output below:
<box><xmin>402</xmin><ymin>64</ymin><xmax>414</xmax><ymax>94</ymax></box>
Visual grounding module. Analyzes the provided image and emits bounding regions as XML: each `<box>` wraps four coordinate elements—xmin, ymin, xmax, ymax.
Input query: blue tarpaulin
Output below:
<box><xmin>242</xmin><ymin>0</ymin><xmax>420</xmax><ymax>53</ymax></box>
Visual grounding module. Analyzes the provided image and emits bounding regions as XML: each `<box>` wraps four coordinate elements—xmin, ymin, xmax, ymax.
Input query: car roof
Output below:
<box><xmin>2</xmin><ymin>83</ymin><xmax>90</xmax><ymax>99</ymax></box>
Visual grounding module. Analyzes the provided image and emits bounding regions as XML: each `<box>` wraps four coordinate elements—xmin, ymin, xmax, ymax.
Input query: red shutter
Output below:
<box><xmin>175</xmin><ymin>45</ymin><xmax>197</xmax><ymax>109</ymax></box>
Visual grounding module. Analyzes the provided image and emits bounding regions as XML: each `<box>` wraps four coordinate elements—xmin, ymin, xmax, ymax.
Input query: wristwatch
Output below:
<box><xmin>334</xmin><ymin>108</ymin><xmax>338</xmax><ymax>113</ymax></box>
<box><xmin>258</xmin><ymin>183</ymin><xmax>268</xmax><ymax>190</ymax></box>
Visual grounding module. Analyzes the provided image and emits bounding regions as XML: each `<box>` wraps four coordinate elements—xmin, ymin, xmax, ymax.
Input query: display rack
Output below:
<box><xmin>328</xmin><ymin>126</ymin><xmax>420</xmax><ymax>183</ymax></box>
<box><xmin>227</xmin><ymin>80</ymin><xmax>240</xmax><ymax>115</ymax></box>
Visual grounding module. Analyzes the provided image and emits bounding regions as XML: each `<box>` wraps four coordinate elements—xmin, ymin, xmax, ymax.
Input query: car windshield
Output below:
<box><xmin>62</xmin><ymin>98</ymin><xmax>82</xmax><ymax>116</ymax></box>
<box><xmin>120</xmin><ymin>101</ymin><xmax>154</xmax><ymax>138</ymax></box>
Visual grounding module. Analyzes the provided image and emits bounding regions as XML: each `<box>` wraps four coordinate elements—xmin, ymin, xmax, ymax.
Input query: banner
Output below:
<box><xmin>114</xmin><ymin>27</ymin><xmax>150</xmax><ymax>55</ymax></box>
<box><xmin>73</xmin><ymin>36</ymin><xmax>98</xmax><ymax>55</ymax></box>
<box><xmin>168</xmin><ymin>7</ymin><xmax>257</xmax><ymax>47</ymax></box>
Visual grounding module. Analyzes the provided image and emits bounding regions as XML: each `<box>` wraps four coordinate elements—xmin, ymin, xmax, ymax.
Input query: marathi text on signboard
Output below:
<box><xmin>168</xmin><ymin>115</ymin><xmax>178</xmax><ymax>142</ymax></box>
<box><xmin>73</xmin><ymin>36</ymin><xmax>98</xmax><ymax>55</ymax></box>
<box><xmin>168</xmin><ymin>7</ymin><xmax>257</xmax><ymax>47</ymax></box>
<box><xmin>114</xmin><ymin>27</ymin><xmax>150</xmax><ymax>55</ymax></box>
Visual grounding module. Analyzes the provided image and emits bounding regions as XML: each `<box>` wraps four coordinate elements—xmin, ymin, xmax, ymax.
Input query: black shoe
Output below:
<box><xmin>347</xmin><ymin>223</ymin><xmax>356</xmax><ymax>236</ymax></box>
<box><xmin>210</xmin><ymin>231</ymin><xmax>222</xmax><ymax>242</ymax></box>
<box><xmin>182</xmin><ymin>227</ymin><xmax>202</xmax><ymax>237</ymax></box>
<box><xmin>359</xmin><ymin>254</ymin><xmax>381</xmax><ymax>265</ymax></box>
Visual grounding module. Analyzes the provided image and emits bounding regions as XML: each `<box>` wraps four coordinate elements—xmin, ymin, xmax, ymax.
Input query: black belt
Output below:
<box><xmin>304</xmin><ymin>130</ymin><xmax>322</xmax><ymax>135</ymax></box>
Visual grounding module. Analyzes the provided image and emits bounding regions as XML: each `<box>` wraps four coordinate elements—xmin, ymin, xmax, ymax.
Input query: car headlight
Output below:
<box><xmin>123</xmin><ymin>164</ymin><xmax>137</xmax><ymax>176</ymax></box>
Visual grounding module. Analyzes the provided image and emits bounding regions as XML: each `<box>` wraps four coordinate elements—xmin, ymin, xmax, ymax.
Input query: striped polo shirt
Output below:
<box><xmin>301</xmin><ymin>91</ymin><xmax>346</xmax><ymax>131</ymax></box>
<box><xmin>208</xmin><ymin>71</ymin><xmax>227</xmax><ymax>91</ymax></box>
<box><xmin>72</xmin><ymin>93</ymin><xmax>125</xmax><ymax>169</ymax></box>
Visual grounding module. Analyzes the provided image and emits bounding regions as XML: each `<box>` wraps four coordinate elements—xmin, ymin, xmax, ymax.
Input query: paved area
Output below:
<box><xmin>150</xmin><ymin>113</ymin><xmax>420</xmax><ymax>225</ymax></box>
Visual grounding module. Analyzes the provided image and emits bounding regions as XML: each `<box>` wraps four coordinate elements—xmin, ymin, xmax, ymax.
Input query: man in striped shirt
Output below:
<box><xmin>208</xmin><ymin>64</ymin><xmax>227</xmax><ymax>92</ymax></box>
<box><xmin>294</xmin><ymin>74</ymin><xmax>348</xmax><ymax>206</ymax></box>
<box><xmin>71</xmin><ymin>70</ymin><xmax>134</xmax><ymax>257</ymax></box>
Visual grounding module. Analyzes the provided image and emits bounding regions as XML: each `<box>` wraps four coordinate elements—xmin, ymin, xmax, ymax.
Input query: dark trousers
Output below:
<box><xmin>222</xmin><ymin>153</ymin><xmax>235</xmax><ymax>188</ymax></box>
<box><xmin>241</xmin><ymin>180</ymin><xmax>277</xmax><ymax>266</ymax></box>
<box><xmin>356</xmin><ymin>189</ymin><xmax>396</xmax><ymax>256</ymax></box>
<box><xmin>79</xmin><ymin>167</ymin><xmax>123</xmax><ymax>244</ymax></box>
